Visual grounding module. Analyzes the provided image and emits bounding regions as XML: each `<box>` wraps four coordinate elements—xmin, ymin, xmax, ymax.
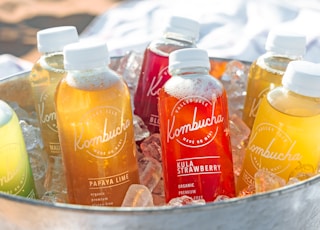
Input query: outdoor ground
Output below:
<box><xmin>0</xmin><ymin>0</ymin><xmax>121</xmax><ymax>63</ymax></box>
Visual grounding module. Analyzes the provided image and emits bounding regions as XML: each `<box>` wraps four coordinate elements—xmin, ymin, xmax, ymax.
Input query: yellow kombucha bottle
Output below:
<box><xmin>237</xmin><ymin>61</ymin><xmax>320</xmax><ymax>194</ymax></box>
<box><xmin>29</xmin><ymin>26</ymin><xmax>78</xmax><ymax>157</ymax></box>
<box><xmin>0</xmin><ymin>100</ymin><xmax>37</xmax><ymax>198</ymax></box>
<box><xmin>55</xmin><ymin>41</ymin><xmax>140</xmax><ymax>206</ymax></box>
<box><xmin>242</xmin><ymin>29</ymin><xmax>306</xmax><ymax>130</ymax></box>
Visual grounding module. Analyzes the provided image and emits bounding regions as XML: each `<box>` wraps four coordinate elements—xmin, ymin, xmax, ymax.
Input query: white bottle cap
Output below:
<box><xmin>164</xmin><ymin>16</ymin><xmax>200</xmax><ymax>41</ymax></box>
<box><xmin>265</xmin><ymin>29</ymin><xmax>306</xmax><ymax>56</ymax></box>
<box><xmin>0</xmin><ymin>100</ymin><xmax>13</xmax><ymax>127</ymax></box>
<box><xmin>282</xmin><ymin>61</ymin><xmax>320</xmax><ymax>97</ymax></box>
<box><xmin>63</xmin><ymin>40</ymin><xmax>110</xmax><ymax>70</ymax></box>
<box><xmin>37</xmin><ymin>26</ymin><xmax>79</xmax><ymax>53</ymax></box>
<box><xmin>168</xmin><ymin>48</ymin><xmax>210</xmax><ymax>74</ymax></box>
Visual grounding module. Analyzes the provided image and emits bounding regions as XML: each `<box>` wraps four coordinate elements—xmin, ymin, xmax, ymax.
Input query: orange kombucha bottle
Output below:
<box><xmin>55</xmin><ymin>41</ymin><xmax>139</xmax><ymax>206</ymax></box>
<box><xmin>158</xmin><ymin>48</ymin><xmax>236</xmax><ymax>203</ymax></box>
<box><xmin>237</xmin><ymin>61</ymin><xmax>320</xmax><ymax>193</ymax></box>
<box><xmin>242</xmin><ymin>29</ymin><xmax>306</xmax><ymax>130</ymax></box>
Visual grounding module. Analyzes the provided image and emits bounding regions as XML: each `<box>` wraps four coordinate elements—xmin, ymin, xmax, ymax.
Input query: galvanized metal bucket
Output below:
<box><xmin>1</xmin><ymin>60</ymin><xmax>320</xmax><ymax>230</ymax></box>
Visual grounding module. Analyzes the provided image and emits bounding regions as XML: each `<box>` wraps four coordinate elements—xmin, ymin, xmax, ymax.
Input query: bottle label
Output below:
<box><xmin>73</xmin><ymin>106</ymin><xmax>131</xmax><ymax>159</ymax></box>
<box><xmin>146</xmin><ymin>66</ymin><xmax>170</xmax><ymax>97</ymax></box>
<box><xmin>166</xmin><ymin>95</ymin><xmax>224</xmax><ymax>147</ymax></box>
<box><xmin>146</xmin><ymin>66</ymin><xmax>170</xmax><ymax>128</ymax></box>
<box><xmin>0</xmin><ymin>143</ymin><xmax>30</xmax><ymax>195</ymax></box>
<box><xmin>247</xmin><ymin>123</ymin><xmax>303</xmax><ymax>174</ymax></box>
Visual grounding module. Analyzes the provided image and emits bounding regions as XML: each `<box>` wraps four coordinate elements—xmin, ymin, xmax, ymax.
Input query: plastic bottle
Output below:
<box><xmin>134</xmin><ymin>16</ymin><xmax>200</xmax><ymax>134</ymax></box>
<box><xmin>0</xmin><ymin>100</ymin><xmax>37</xmax><ymax>198</ymax></box>
<box><xmin>55</xmin><ymin>41</ymin><xmax>140</xmax><ymax>206</ymax></box>
<box><xmin>29</xmin><ymin>26</ymin><xmax>79</xmax><ymax>157</ymax></box>
<box><xmin>242</xmin><ymin>29</ymin><xmax>306</xmax><ymax>130</ymax></box>
<box><xmin>237</xmin><ymin>61</ymin><xmax>320</xmax><ymax>194</ymax></box>
<box><xmin>158</xmin><ymin>48</ymin><xmax>236</xmax><ymax>203</ymax></box>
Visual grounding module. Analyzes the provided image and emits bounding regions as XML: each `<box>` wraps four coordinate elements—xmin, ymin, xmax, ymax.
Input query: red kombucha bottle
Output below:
<box><xmin>134</xmin><ymin>16</ymin><xmax>199</xmax><ymax>134</ymax></box>
<box><xmin>158</xmin><ymin>48</ymin><xmax>236</xmax><ymax>203</ymax></box>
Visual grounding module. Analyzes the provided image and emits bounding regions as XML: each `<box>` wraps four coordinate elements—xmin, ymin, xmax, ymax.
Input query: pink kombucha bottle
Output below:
<box><xmin>134</xmin><ymin>16</ymin><xmax>200</xmax><ymax>134</ymax></box>
<box><xmin>158</xmin><ymin>48</ymin><xmax>236</xmax><ymax>203</ymax></box>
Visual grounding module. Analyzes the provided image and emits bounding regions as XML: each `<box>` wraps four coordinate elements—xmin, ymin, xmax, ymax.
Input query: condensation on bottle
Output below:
<box><xmin>134</xmin><ymin>16</ymin><xmax>200</xmax><ymax>134</ymax></box>
<box><xmin>0</xmin><ymin>100</ymin><xmax>37</xmax><ymax>198</ymax></box>
<box><xmin>242</xmin><ymin>28</ymin><xmax>306</xmax><ymax>130</ymax></box>
<box><xmin>158</xmin><ymin>48</ymin><xmax>236</xmax><ymax>203</ymax></box>
<box><xmin>237</xmin><ymin>61</ymin><xmax>320</xmax><ymax>194</ymax></box>
<box><xmin>55</xmin><ymin>40</ymin><xmax>140</xmax><ymax>206</ymax></box>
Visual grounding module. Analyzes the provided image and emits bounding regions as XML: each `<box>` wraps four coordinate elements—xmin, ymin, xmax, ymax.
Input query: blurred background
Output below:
<box><xmin>1</xmin><ymin>0</ymin><xmax>320</xmax><ymax>74</ymax></box>
<box><xmin>0</xmin><ymin>0</ymin><xmax>120</xmax><ymax>63</ymax></box>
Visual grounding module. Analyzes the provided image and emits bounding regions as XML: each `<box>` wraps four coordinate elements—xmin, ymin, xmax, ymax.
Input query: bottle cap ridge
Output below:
<box><xmin>164</xmin><ymin>16</ymin><xmax>200</xmax><ymax>41</ymax></box>
<box><xmin>63</xmin><ymin>40</ymin><xmax>110</xmax><ymax>70</ymax></box>
<box><xmin>282</xmin><ymin>61</ymin><xmax>320</xmax><ymax>97</ymax></box>
<box><xmin>168</xmin><ymin>48</ymin><xmax>210</xmax><ymax>74</ymax></box>
<box><xmin>0</xmin><ymin>100</ymin><xmax>13</xmax><ymax>127</ymax></box>
<box><xmin>37</xmin><ymin>26</ymin><xmax>79</xmax><ymax>53</ymax></box>
<box><xmin>265</xmin><ymin>29</ymin><xmax>306</xmax><ymax>56</ymax></box>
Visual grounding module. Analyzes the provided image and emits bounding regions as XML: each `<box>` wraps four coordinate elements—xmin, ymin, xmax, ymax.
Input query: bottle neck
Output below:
<box><xmin>170</xmin><ymin>67</ymin><xmax>209</xmax><ymax>76</ymax></box>
<box><xmin>163</xmin><ymin>32</ymin><xmax>196</xmax><ymax>45</ymax></box>
<box><xmin>67</xmin><ymin>65</ymin><xmax>110</xmax><ymax>76</ymax></box>
<box><xmin>267</xmin><ymin>87</ymin><xmax>320</xmax><ymax>116</ymax></box>
<box><xmin>265</xmin><ymin>50</ymin><xmax>303</xmax><ymax>61</ymax></box>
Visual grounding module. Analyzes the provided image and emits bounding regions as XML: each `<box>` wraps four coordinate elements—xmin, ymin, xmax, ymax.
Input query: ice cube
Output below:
<box><xmin>121</xmin><ymin>184</ymin><xmax>154</xmax><ymax>207</ymax></box>
<box><xmin>254</xmin><ymin>169</ymin><xmax>286</xmax><ymax>193</ymax></box>
<box><xmin>213</xmin><ymin>195</ymin><xmax>230</xmax><ymax>202</ymax></box>
<box><xmin>19</xmin><ymin>120</ymin><xmax>43</xmax><ymax>150</ymax></box>
<box><xmin>140</xmin><ymin>133</ymin><xmax>162</xmax><ymax>162</ymax></box>
<box><xmin>168</xmin><ymin>195</ymin><xmax>206</xmax><ymax>207</ymax></box>
<box><xmin>138</xmin><ymin>157</ymin><xmax>163</xmax><ymax>192</ymax></box>
<box><xmin>237</xmin><ymin>184</ymin><xmax>255</xmax><ymax>197</ymax></box>
<box><xmin>133</xmin><ymin>114</ymin><xmax>150</xmax><ymax>142</ymax></box>
<box><xmin>220</xmin><ymin>60</ymin><xmax>249</xmax><ymax>117</ymax></box>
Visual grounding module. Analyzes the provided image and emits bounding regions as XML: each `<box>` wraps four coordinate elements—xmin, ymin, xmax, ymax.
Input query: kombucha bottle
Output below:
<box><xmin>29</xmin><ymin>26</ymin><xmax>79</xmax><ymax>157</ymax></box>
<box><xmin>158</xmin><ymin>48</ymin><xmax>236</xmax><ymax>203</ymax></box>
<box><xmin>29</xmin><ymin>26</ymin><xmax>78</xmax><ymax>199</ymax></box>
<box><xmin>134</xmin><ymin>16</ymin><xmax>200</xmax><ymax>134</ymax></box>
<box><xmin>237</xmin><ymin>61</ymin><xmax>320</xmax><ymax>194</ymax></box>
<box><xmin>0</xmin><ymin>100</ymin><xmax>37</xmax><ymax>198</ymax></box>
<box><xmin>55</xmin><ymin>41</ymin><xmax>140</xmax><ymax>206</ymax></box>
<box><xmin>242</xmin><ymin>29</ymin><xmax>306</xmax><ymax>130</ymax></box>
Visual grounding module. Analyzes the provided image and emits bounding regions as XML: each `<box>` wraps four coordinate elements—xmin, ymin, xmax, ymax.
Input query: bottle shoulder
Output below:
<box><xmin>148</xmin><ymin>37</ymin><xmax>196</xmax><ymax>56</ymax></box>
<box><xmin>64</xmin><ymin>68</ymin><xmax>125</xmax><ymax>91</ymax></box>
<box><xmin>267</xmin><ymin>87</ymin><xmax>320</xmax><ymax>116</ymax></box>
<box><xmin>256</xmin><ymin>52</ymin><xmax>301</xmax><ymax>74</ymax></box>
<box><xmin>163</xmin><ymin>73</ymin><xmax>224</xmax><ymax>99</ymax></box>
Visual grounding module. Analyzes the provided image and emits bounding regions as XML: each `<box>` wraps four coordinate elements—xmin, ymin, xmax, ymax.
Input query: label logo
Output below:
<box><xmin>167</xmin><ymin>96</ymin><xmax>224</xmax><ymax>148</ymax></box>
<box><xmin>248</xmin><ymin>87</ymin><xmax>270</xmax><ymax>118</ymax></box>
<box><xmin>247</xmin><ymin>123</ymin><xmax>302</xmax><ymax>174</ymax></box>
<box><xmin>147</xmin><ymin>66</ymin><xmax>170</xmax><ymax>97</ymax></box>
<box><xmin>74</xmin><ymin>106</ymin><xmax>131</xmax><ymax>159</ymax></box>
<box><xmin>38</xmin><ymin>89</ymin><xmax>58</xmax><ymax>132</ymax></box>
<box><xmin>0</xmin><ymin>143</ymin><xmax>28</xmax><ymax>195</ymax></box>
